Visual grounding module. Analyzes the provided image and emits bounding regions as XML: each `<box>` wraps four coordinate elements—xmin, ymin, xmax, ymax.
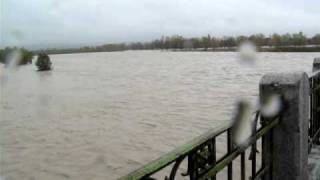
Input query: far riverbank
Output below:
<box><xmin>33</xmin><ymin>45</ymin><xmax>320</xmax><ymax>55</ymax></box>
<box><xmin>171</xmin><ymin>45</ymin><xmax>320</xmax><ymax>52</ymax></box>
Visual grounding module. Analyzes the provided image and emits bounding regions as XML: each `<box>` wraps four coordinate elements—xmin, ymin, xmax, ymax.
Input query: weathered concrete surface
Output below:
<box><xmin>313</xmin><ymin>58</ymin><xmax>320</xmax><ymax>72</ymax></box>
<box><xmin>309</xmin><ymin>145</ymin><xmax>320</xmax><ymax>180</ymax></box>
<box><xmin>260</xmin><ymin>72</ymin><xmax>309</xmax><ymax>180</ymax></box>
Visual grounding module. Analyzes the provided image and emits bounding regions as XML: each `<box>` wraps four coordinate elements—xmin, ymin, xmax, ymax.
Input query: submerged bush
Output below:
<box><xmin>36</xmin><ymin>53</ymin><xmax>52</xmax><ymax>71</ymax></box>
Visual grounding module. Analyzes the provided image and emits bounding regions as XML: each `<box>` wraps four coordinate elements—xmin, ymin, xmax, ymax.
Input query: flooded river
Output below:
<box><xmin>1</xmin><ymin>51</ymin><xmax>319</xmax><ymax>180</ymax></box>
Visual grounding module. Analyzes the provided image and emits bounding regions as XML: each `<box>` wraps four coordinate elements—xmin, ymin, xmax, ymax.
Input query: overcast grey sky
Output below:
<box><xmin>1</xmin><ymin>0</ymin><xmax>320</xmax><ymax>49</ymax></box>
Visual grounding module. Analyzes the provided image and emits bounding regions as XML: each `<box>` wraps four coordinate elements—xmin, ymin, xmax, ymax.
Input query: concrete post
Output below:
<box><xmin>313</xmin><ymin>58</ymin><xmax>320</xmax><ymax>72</ymax></box>
<box><xmin>259</xmin><ymin>72</ymin><xmax>309</xmax><ymax>180</ymax></box>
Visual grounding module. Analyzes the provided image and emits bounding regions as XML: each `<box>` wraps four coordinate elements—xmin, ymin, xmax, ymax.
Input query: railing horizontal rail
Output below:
<box><xmin>252</xmin><ymin>166</ymin><xmax>268</xmax><ymax>180</ymax></box>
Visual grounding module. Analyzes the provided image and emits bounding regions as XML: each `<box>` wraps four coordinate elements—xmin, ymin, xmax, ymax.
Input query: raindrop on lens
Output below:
<box><xmin>261</xmin><ymin>94</ymin><xmax>282</xmax><ymax>118</ymax></box>
<box><xmin>232</xmin><ymin>100</ymin><xmax>254</xmax><ymax>147</ymax></box>
<box><xmin>6</xmin><ymin>49</ymin><xmax>23</xmax><ymax>69</ymax></box>
<box><xmin>238</xmin><ymin>41</ymin><xmax>257</xmax><ymax>66</ymax></box>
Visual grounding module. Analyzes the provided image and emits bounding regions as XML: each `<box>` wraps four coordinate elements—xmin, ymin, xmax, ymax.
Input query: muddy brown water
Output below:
<box><xmin>0</xmin><ymin>51</ymin><xmax>319</xmax><ymax>180</ymax></box>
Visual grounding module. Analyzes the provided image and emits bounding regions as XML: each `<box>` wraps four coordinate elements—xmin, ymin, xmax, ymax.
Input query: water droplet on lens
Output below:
<box><xmin>6</xmin><ymin>49</ymin><xmax>23</xmax><ymax>70</ymax></box>
<box><xmin>261</xmin><ymin>94</ymin><xmax>282</xmax><ymax>118</ymax></box>
<box><xmin>238</xmin><ymin>41</ymin><xmax>257</xmax><ymax>66</ymax></box>
<box><xmin>232</xmin><ymin>100</ymin><xmax>254</xmax><ymax>146</ymax></box>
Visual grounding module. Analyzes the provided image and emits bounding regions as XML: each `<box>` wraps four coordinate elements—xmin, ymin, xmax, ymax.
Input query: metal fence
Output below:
<box><xmin>309</xmin><ymin>71</ymin><xmax>320</xmax><ymax>152</ymax></box>
<box><xmin>119</xmin><ymin>108</ymin><xmax>281</xmax><ymax>180</ymax></box>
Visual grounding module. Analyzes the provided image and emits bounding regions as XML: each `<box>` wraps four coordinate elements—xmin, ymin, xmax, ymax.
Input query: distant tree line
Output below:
<box><xmin>2</xmin><ymin>32</ymin><xmax>320</xmax><ymax>56</ymax></box>
<box><xmin>132</xmin><ymin>32</ymin><xmax>320</xmax><ymax>50</ymax></box>
<box><xmin>0</xmin><ymin>47</ymin><xmax>33</xmax><ymax>65</ymax></box>
<box><xmin>34</xmin><ymin>32</ymin><xmax>320</xmax><ymax>54</ymax></box>
<box><xmin>35</xmin><ymin>43</ymin><xmax>128</xmax><ymax>54</ymax></box>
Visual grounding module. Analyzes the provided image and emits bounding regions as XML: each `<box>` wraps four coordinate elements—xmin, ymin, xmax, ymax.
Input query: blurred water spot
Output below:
<box><xmin>0</xmin><ymin>49</ymin><xmax>24</xmax><ymax>88</ymax></box>
<box><xmin>232</xmin><ymin>100</ymin><xmax>254</xmax><ymax>147</ymax></box>
<box><xmin>6</xmin><ymin>49</ymin><xmax>23</xmax><ymax>70</ymax></box>
<box><xmin>261</xmin><ymin>94</ymin><xmax>282</xmax><ymax>118</ymax></box>
<box><xmin>238</xmin><ymin>41</ymin><xmax>257</xmax><ymax>66</ymax></box>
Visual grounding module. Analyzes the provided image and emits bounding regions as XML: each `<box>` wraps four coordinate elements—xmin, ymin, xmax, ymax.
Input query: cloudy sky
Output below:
<box><xmin>1</xmin><ymin>0</ymin><xmax>320</xmax><ymax>49</ymax></box>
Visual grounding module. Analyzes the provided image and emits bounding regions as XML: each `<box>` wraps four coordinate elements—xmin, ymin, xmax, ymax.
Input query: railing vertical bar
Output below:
<box><xmin>189</xmin><ymin>152</ymin><xmax>197</xmax><ymax>180</ymax></box>
<box><xmin>314</xmin><ymin>76</ymin><xmax>320</xmax><ymax>144</ymax></box>
<box><xmin>269</xmin><ymin>122</ymin><xmax>274</xmax><ymax>179</ymax></box>
<box><xmin>316</xmin><ymin>77</ymin><xmax>318</xmax><ymax>143</ymax></box>
<box><xmin>314</xmin><ymin>76</ymin><xmax>316</xmax><ymax>143</ymax></box>
<box><xmin>317</xmin><ymin>76</ymin><xmax>320</xmax><ymax>144</ymax></box>
<box><xmin>261</xmin><ymin>134</ymin><xmax>266</xmax><ymax>180</ymax></box>
<box><xmin>251</xmin><ymin>143</ymin><xmax>256</xmax><ymax>178</ymax></box>
<box><xmin>227</xmin><ymin>129</ymin><xmax>233</xmax><ymax>180</ymax></box>
<box><xmin>250</xmin><ymin>111</ymin><xmax>259</xmax><ymax>179</ymax></box>
<box><xmin>310</xmin><ymin>77</ymin><xmax>314</xmax><ymax>144</ymax></box>
<box><xmin>314</xmin><ymin>76</ymin><xmax>320</xmax><ymax>145</ymax></box>
<box><xmin>265</xmin><ymin>129</ymin><xmax>274</xmax><ymax>177</ymax></box>
<box><xmin>212</xmin><ymin>138</ymin><xmax>216</xmax><ymax>180</ymax></box>
<box><xmin>241</xmin><ymin>152</ymin><xmax>245</xmax><ymax>180</ymax></box>
<box><xmin>315</xmin><ymin>76</ymin><xmax>318</xmax><ymax>144</ymax></box>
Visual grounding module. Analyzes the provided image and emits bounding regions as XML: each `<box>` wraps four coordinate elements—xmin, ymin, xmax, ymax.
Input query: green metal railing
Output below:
<box><xmin>119</xmin><ymin>110</ymin><xmax>280</xmax><ymax>180</ymax></box>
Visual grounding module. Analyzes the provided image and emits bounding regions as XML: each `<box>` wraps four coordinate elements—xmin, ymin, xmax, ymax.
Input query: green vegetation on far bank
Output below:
<box><xmin>262</xmin><ymin>46</ymin><xmax>320</xmax><ymax>52</ymax></box>
<box><xmin>0</xmin><ymin>47</ymin><xmax>33</xmax><ymax>65</ymax></box>
<box><xmin>34</xmin><ymin>32</ymin><xmax>320</xmax><ymax>54</ymax></box>
<box><xmin>175</xmin><ymin>46</ymin><xmax>320</xmax><ymax>52</ymax></box>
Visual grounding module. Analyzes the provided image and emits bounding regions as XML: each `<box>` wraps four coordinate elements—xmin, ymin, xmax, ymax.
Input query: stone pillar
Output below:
<box><xmin>259</xmin><ymin>72</ymin><xmax>309</xmax><ymax>180</ymax></box>
<box><xmin>313</xmin><ymin>58</ymin><xmax>320</xmax><ymax>72</ymax></box>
